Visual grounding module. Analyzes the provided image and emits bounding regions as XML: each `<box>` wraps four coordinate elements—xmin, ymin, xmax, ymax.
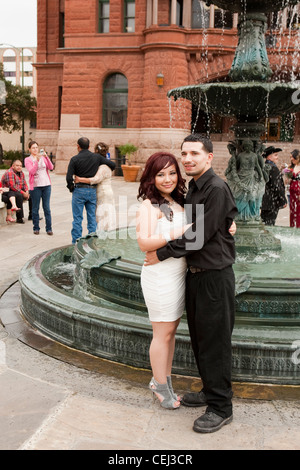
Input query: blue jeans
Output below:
<box><xmin>71</xmin><ymin>186</ymin><xmax>97</xmax><ymax>244</ymax></box>
<box><xmin>29</xmin><ymin>185</ymin><xmax>52</xmax><ymax>232</ymax></box>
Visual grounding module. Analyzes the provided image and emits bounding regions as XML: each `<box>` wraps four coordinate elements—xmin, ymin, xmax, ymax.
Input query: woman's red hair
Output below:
<box><xmin>137</xmin><ymin>152</ymin><xmax>186</xmax><ymax>216</ymax></box>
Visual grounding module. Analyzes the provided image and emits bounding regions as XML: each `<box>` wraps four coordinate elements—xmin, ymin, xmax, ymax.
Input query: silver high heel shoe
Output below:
<box><xmin>149</xmin><ymin>377</ymin><xmax>180</xmax><ymax>410</ymax></box>
<box><xmin>167</xmin><ymin>375</ymin><xmax>181</xmax><ymax>402</ymax></box>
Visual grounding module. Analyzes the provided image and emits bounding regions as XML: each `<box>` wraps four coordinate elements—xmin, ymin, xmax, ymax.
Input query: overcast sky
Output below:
<box><xmin>0</xmin><ymin>0</ymin><xmax>37</xmax><ymax>48</ymax></box>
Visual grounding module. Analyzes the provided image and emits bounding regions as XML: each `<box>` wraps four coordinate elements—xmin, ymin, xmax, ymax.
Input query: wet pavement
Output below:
<box><xmin>0</xmin><ymin>170</ymin><xmax>299</xmax><ymax>451</ymax></box>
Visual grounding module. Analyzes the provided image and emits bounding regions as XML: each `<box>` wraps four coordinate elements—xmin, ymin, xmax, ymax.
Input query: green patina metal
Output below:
<box><xmin>229</xmin><ymin>13</ymin><xmax>272</xmax><ymax>82</ymax></box>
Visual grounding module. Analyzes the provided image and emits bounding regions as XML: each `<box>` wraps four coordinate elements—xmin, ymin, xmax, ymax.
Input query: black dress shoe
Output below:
<box><xmin>181</xmin><ymin>390</ymin><xmax>207</xmax><ymax>407</ymax></box>
<box><xmin>16</xmin><ymin>219</ymin><xmax>25</xmax><ymax>224</ymax></box>
<box><xmin>193</xmin><ymin>411</ymin><xmax>233</xmax><ymax>433</ymax></box>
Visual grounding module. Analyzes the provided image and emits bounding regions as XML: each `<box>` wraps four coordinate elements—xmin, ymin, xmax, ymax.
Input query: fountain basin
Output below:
<box><xmin>19</xmin><ymin>227</ymin><xmax>300</xmax><ymax>385</ymax></box>
<box><xmin>168</xmin><ymin>82</ymin><xmax>300</xmax><ymax>120</ymax></box>
<box><xmin>205</xmin><ymin>0</ymin><xmax>299</xmax><ymax>13</ymax></box>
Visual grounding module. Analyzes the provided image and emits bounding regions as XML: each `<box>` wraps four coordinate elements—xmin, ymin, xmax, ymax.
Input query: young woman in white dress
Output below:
<box><xmin>136</xmin><ymin>152</ymin><xmax>191</xmax><ymax>410</ymax></box>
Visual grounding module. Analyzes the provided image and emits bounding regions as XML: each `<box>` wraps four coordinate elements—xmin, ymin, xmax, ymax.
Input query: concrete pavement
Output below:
<box><xmin>0</xmin><ymin>170</ymin><xmax>299</xmax><ymax>451</ymax></box>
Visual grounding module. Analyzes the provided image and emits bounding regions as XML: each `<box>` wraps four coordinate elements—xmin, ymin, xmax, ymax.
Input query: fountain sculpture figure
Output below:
<box><xmin>225</xmin><ymin>138</ymin><xmax>268</xmax><ymax>222</ymax></box>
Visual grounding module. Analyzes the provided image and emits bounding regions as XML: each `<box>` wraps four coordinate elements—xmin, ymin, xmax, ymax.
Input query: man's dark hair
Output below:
<box><xmin>181</xmin><ymin>133</ymin><xmax>213</xmax><ymax>154</ymax></box>
<box><xmin>77</xmin><ymin>137</ymin><xmax>90</xmax><ymax>150</ymax></box>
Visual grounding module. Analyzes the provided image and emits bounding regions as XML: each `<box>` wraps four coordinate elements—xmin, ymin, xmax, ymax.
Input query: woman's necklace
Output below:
<box><xmin>166</xmin><ymin>199</ymin><xmax>175</xmax><ymax>206</ymax></box>
<box><xmin>161</xmin><ymin>198</ymin><xmax>175</xmax><ymax>221</ymax></box>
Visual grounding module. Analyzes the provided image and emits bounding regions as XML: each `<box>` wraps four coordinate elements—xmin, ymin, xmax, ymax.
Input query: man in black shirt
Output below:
<box><xmin>145</xmin><ymin>134</ymin><xmax>238</xmax><ymax>433</ymax></box>
<box><xmin>66</xmin><ymin>137</ymin><xmax>116</xmax><ymax>244</ymax></box>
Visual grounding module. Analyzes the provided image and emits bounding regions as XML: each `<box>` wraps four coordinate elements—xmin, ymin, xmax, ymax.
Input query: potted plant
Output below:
<box><xmin>119</xmin><ymin>143</ymin><xmax>140</xmax><ymax>182</ymax></box>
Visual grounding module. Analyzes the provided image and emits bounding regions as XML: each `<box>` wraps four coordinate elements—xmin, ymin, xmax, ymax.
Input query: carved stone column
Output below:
<box><xmin>182</xmin><ymin>0</ymin><xmax>192</xmax><ymax>28</ymax></box>
<box><xmin>152</xmin><ymin>0</ymin><xmax>158</xmax><ymax>25</ymax></box>
<box><xmin>146</xmin><ymin>0</ymin><xmax>152</xmax><ymax>27</ymax></box>
<box><xmin>170</xmin><ymin>0</ymin><xmax>177</xmax><ymax>25</ymax></box>
<box><xmin>209</xmin><ymin>4</ymin><xmax>215</xmax><ymax>27</ymax></box>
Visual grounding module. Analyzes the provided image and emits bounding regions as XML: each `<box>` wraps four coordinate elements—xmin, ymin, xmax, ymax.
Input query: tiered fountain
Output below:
<box><xmin>19</xmin><ymin>0</ymin><xmax>300</xmax><ymax>385</ymax></box>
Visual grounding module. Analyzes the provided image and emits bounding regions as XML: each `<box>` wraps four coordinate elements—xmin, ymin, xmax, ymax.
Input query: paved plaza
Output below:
<box><xmin>0</xmin><ymin>170</ymin><xmax>299</xmax><ymax>451</ymax></box>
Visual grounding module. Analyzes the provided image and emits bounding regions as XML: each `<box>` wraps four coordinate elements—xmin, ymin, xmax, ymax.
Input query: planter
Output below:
<box><xmin>121</xmin><ymin>164</ymin><xmax>141</xmax><ymax>182</ymax></box>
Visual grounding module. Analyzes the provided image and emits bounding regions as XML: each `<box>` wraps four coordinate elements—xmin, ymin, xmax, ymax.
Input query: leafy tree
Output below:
<box><xmin>0</xmin><ymin>63</ymin><xmax>36</xmax><ymax>133</ymax></box>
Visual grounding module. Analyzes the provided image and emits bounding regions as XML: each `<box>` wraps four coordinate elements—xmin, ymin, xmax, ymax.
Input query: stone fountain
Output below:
<box><xmin>19</xmin><ymin>0</ymin><xmax>300</xmax><ymax>386</ymax></box>
<box><xmin>169</xmin><ymin>0</ymin><xmax>300</xmax><ymax>251</ymax></box>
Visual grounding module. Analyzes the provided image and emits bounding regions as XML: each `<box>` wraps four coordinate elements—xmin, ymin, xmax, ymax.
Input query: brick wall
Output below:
<box><xmin>36</xmin><ymin>0</ymin><xmax>300</xmax><ymax>173</ymax></box>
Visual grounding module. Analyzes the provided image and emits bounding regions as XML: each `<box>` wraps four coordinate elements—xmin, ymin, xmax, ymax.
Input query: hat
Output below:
<box><xmin>263</xmin><ymin>146</ymin><xmax>282</xmax><ymax>158</ymax></box>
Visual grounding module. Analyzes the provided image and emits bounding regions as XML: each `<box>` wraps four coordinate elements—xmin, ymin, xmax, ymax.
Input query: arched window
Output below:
<box><xmin>102</xmin><ymin>73</ymin><xmax>128</xmax><ymax>128</ymax></box>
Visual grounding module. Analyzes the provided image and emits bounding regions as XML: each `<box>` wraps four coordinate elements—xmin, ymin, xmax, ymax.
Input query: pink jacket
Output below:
<box><xmin>24</xmin><ymin>155</ymin><xmax>54</xmax><ymax>190</ymax></box>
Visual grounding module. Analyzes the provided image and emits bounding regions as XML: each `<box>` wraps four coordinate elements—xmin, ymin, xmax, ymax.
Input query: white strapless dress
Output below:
<box><xmin>141</xmin><ymin>211</ymin><xmax>187</xmax><ymax>322</ymax></box>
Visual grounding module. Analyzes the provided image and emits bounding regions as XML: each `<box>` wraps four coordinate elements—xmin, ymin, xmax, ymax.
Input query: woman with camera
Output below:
<box><xmin>24</xmin><ymin>141</ymin><xmax>54</xmax><ymax>235</ymax></box>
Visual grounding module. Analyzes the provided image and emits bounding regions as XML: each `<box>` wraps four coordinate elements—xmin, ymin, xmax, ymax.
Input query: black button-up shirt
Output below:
<box><xmin>157</xmin><ymin>168</ymin><xmax>238</xmax><ymax>270</ymax></box>
<box><xmin>66</xmin><ymin>149</ymin><xmax>116</xmax><ymax>192</ymax></box>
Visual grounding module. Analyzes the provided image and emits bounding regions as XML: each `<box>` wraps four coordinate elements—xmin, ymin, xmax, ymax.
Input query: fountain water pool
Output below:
<box><xmin>19</xmin><ymin>226</ymin><xmax>300</xmax><ymax>385</ymax></box>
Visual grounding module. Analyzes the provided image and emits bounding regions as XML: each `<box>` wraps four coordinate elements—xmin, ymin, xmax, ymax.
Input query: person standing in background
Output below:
<box><xmin>74</xmin><ymin>142</ymin><xmax>116</xmax><ymax>233</ymax></box>
<box><xmin>260</xmin><ymin>146</ymin><xmax>287</xmax><ymax>226</ymax></box>
<box><xmin>66</xmin><ymin>137</ymin><xmax>116</xmax><ymax>244</ymax></box>
<box><xmin>281</xmin><ymin>149</ymin><xmax>298</xmax><ymax>207</ymax></box>
<box><xmin>289</xmin><ymin>150</ymin><xmax>300</xmax><ymax>228</ymax></box>
<box><xmin>25</xmin><ymin>141</ymin><xmax>54</xmax><ymax>235</ymax></box>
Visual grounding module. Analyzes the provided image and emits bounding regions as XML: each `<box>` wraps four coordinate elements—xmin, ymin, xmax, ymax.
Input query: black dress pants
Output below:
<box><xmin>185</xmin><ymin>266</ymin><xmax>235</xmax><ymax>418</ymax></box>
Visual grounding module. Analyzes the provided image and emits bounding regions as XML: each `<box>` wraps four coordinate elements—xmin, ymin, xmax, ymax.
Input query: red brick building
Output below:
<box><xmin>35</xmin><ymin>0</ymin><xmax>300</xmax><ymax>174</ymax></box>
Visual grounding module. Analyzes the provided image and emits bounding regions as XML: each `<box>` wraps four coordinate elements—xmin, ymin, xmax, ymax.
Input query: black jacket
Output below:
<box><xmin>157</xmin><ymin>168</ymin><xmax>238</xmax><ymax>270</ymax></box>
<box><xmin>66</xmin><ymin>149</ymin><xmax>116</xmax><ymax>192</ymax></box>
<box><xmin>261</xmin><ymin>160</ymin><xmax>287</xmax><ymax>212</ymax></box>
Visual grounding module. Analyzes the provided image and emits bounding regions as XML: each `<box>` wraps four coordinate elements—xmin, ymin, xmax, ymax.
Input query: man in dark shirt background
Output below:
<box><xmin>145</xmin><ymin>133</ymin><xmax>238</xmax><ymax>433</ymax></box>
<box><xmin>66</xmin><ymin>137</ymin><xmax>116</xmax><ymax>244</ymax></box>
<box><xmin>260</xmin><ymin>146</ymin><xmax>287</xmax><ymax>226</ymax></box>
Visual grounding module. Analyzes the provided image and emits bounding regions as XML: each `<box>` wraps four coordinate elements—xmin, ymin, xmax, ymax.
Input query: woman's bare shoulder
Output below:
<box><xmin>139</xmin><ymin>198</ymin><xmax>160</xmax><ymax>213</ymax></box>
